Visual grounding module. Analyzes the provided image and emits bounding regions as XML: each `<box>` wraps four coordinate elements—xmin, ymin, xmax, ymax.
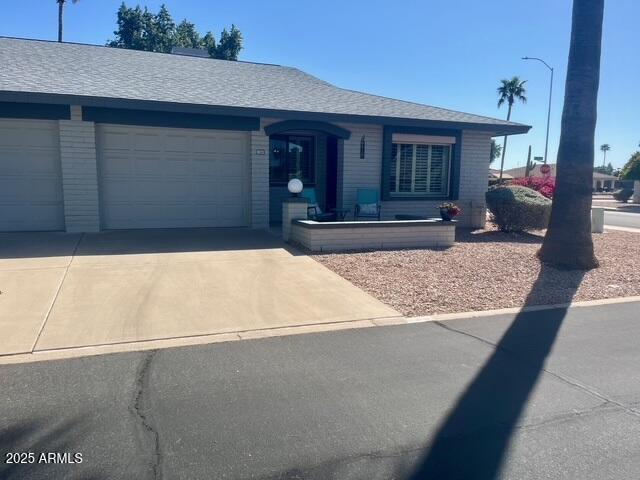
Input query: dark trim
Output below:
<box><xmin>82</xmin><ymin>106</ymin><xmax>259</xmax><ymax>131</ymax></box>
<box><xmin>264</xmin><ymin>120</ymin><xmax>351</xmax><ymax>139</ymax></box>
<box><xmin>0</xmin><ymin>101</ymin><xmax>70</xmax><ymax>120</ymax></box>
<box><xmin>283</xmin><ymin>197</ymin><xmax>309</xmax><ymax>204</ymax></box>
<box><xmin>292</xmin><ymin>219</ymin><xmax>456</xmax><ymax>229</ymax></box>
<box><xmin>0</xmin><ymin>91</ymin><xmax>531</xmax><ymax>135</ymax></box>
<box><xmin>381</xmin><ymin>126</ymin><xmax>462</xmax><ymax>202</ymax></box>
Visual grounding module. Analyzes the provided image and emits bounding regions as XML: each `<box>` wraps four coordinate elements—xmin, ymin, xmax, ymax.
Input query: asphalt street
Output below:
<box><xmin>605</xmin><ymin>210</ymin><xmax>640</xmax><ymax>229</ymax></box>
<box><xmin>1</xmin><ymin>301</ymin><xmax>640</xmax><ymax>479</ymax></box>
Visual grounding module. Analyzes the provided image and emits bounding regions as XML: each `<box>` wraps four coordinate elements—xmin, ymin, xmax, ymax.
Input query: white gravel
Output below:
<box><xmin>313</xmin><ymin>226</ymin><xmax>640</xmax><ymax>316</ymax></box>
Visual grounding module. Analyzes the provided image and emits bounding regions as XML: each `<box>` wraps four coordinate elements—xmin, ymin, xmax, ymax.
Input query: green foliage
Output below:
<box><xmin>201</xmin><ymin>32</ymin><xmax>216</xmax><ymax>52</ymax></box>
<box><xmin>107</xmin><ymin>2</ymin><xmax>243</xmax><ymax>60</ymax></box>
<box><xmin>490</xmin><ymin>139</ymin><xmax>502</xmax><ymax>163</ymax></box>
<box><xmin>151</xmin><ymin>4</ymin><xmax>176</xmax><ymax>54</ymax></box>
<box><xmin>107</xmin><ymin>4</ymin><xmax>153</xmax><ymax>51</ymax></box>
<box><xmin>620</xmin><ymin>152</ymin><xmax>640</xmax><ymax>180</ymax></box>
<box><xmin>175</xmin><ymin>20</ymin><xmax>202</xmax><ymax>49</ymax></box>
<box><xmin>594</xmin><ymin>162</ymin><xmax>614</xmax><ymax>175</ymax></box>
<box><xmin>612</xmin><ymin>188</ymin><xmax>633</xmax><ymax>202</ymax></box>
<box><xmin>215</xmin><ymin>25</ymin><xmax>243</xmax><ymax>61</ymax></box>
<box><xmin>497</xmin><ymin>76</ymin><xmax>527</xmax><ymax>109</ymax></box>
<box><xmin>524</xmin><ymin>145</ymin><xmax>536</xmax><ymax>177</ymax></box>
<box><xmin>486</xmin><ymin>185</ymin><xmax>551</xmax><ymax>232</ymax></box>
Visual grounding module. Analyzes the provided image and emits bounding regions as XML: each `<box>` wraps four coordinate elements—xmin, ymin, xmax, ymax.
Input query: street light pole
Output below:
<box><xmin>522</xmin><ymin>56</ymin><xmax>553</xmax><ymax>165</ymax></box>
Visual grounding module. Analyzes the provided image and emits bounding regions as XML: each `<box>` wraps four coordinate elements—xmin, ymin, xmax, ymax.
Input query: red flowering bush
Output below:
<box><xmin>439</xmin><ymin>202</ymin><xmax>462</xmax><ymax>217</ymax></box>
<box><xmin>510</xmin><ymin>176</ymin><xmax>555</xmax><ymax>198</ymax></box>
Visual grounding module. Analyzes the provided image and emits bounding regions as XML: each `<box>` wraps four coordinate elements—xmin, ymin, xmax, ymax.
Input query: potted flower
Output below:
<box><xmin>439</xmin><ymin>202</ymin><xmax>461</xmax><ymax>221</ymax></box>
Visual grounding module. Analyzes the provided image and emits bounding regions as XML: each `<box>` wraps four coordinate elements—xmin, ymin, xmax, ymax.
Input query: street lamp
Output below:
<box><xmin>522</xmin><ymin>56</ymin><xmax>553</xmax><ymax>165</ymax></box>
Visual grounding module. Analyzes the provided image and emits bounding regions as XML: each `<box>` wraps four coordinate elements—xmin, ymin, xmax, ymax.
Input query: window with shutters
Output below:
<box><xmin>389</xmin><ymin>142</ymin><xmax>451</xmax><ymax>196</ymax></box>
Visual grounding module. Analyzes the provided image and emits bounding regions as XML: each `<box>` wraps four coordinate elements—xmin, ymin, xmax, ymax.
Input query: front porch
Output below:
<box><xmin>266</xmin><ymin>120</ymin><xmax>350</xmax><ymax>224</ymax></box>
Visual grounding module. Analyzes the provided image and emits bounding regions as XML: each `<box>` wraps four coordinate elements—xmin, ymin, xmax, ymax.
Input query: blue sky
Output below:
<box><xmin>1</xmin><ymin>0</ymin><xmax>638</xmax><ymax>169</ymax></box>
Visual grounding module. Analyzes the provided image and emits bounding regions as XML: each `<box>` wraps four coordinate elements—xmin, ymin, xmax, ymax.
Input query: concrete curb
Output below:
<box><xmin>605</xmin><ymin>226</ymin><xmax>640</xmax><ymax>233</ymax></box>
<box><xmin>2</xmin><ymin>296</ymin><xmax>640</xmax><ymax>366</ymax></box>
<box><xmin>407</xmin><ymin>295</ymin><xmax>640</xmax><ymax>323</ymax></box>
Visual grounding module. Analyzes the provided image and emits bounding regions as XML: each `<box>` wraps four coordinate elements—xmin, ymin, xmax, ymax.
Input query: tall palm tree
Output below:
<box><xmin>600</xmin><ymin>143</ymin><xmax>610</xmax><ymax>166</ymax></box>
<box><xmin>539</xmin><ymin>0</ymin><xmax>604</xmax><ymax>270</ymax></box>
<box><xmin>57</xmin><ymin>0</ymin><xmax>78</xmax><ymax>42</ymax></box>
<box><xmin>497</xmin><ymin>76</ymin><xmax>527</xmax><ymax>181</ymax></box>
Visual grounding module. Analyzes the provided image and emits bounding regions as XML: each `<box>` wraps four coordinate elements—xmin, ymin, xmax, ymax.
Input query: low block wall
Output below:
<box><xmin>290</xmin><ymin>219</ymin><xmax>456</xmax><ymax>252</ymax></box>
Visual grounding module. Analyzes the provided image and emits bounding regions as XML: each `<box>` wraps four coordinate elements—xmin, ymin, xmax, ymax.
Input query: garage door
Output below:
<box><xmin>97</xmin><ymin>124</ymin><xmax>250</xmax><ymax>229</ymax></box>
<box><xmin>0</xmin><ymin>119</ymin><xmax>65</xmax><ymax>231</ymax></box>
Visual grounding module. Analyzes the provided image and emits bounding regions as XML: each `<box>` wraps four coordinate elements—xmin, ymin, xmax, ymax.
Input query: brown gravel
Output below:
<box><xmin>312</xmin><ymin>226</ymin><xmax>640</xmax><ymax>317</ymax></box>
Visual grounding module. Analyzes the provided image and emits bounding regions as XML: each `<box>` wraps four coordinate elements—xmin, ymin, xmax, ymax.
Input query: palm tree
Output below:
<box><xmin>497</xmin><ymin>76</ymin><xmax>527</xmax><ymax>181</ymax></box>
<box><xmin>490</xmin><ymin>139</ymin><xmax>502</xmax><ymax>164</ymax></box>
<box><xmin>57</xmin><ymin>0</ymin><xmax>78</xmax><ymax>43</ymax></box>
<box><xmin>539</xmin><ymin>0</ymin><xmax>604</xmax><ymax>270</ymax></box>
<box><xmin>600</xmin><ymin>143</ymin><xmax>610</xmax><ymax>166</ymax></box>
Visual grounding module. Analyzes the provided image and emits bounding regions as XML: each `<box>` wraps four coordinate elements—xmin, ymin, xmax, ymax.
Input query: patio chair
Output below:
<box><xmin>354</xmin><ymin>188</ymin><xmax>381</xmax><ymax>221</ymax></box>
<box><xmin>301</xmin><ymin>188</ymin><xmax>336</xmax><ymax>222</ymax></box>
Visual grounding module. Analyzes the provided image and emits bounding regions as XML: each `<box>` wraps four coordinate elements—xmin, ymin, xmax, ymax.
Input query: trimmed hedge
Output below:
<box><xmin>613</xmin><ymin>188</ymin><xmax>633</xmax><ymax>202</ymax></box>
<box><xmin>486</xmin><ymin>185</ymin><xmax>552</xmax><ymax>232</ymax></box>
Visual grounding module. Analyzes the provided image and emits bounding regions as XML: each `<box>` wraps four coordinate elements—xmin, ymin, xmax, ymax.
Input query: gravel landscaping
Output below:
<box><xmin>313</xmin><ymin>225</ymin><xmax>640</xmax><ymax>316</ymax></box>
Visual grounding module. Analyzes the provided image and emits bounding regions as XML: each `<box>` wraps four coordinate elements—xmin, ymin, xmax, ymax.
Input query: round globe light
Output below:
<box><xmin>287</xmin><ymin>178</ymin><xmax>303</xmax><ymax>196</ymax></box>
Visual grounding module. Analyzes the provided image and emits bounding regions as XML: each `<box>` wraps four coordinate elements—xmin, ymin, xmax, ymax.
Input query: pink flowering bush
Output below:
<box><xmin>510</xmin><ymin>176</ymin><xmax>555</xmax><ymax>198</ymax></box>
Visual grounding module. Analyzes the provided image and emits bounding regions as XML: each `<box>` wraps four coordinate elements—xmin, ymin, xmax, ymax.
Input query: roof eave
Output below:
<box><xmin>0</xmin><ymin>90</ymin><xmax>531</xmax><ymax>135</ymax></box>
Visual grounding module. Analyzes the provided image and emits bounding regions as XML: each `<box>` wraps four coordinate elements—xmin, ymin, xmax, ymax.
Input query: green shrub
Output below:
<box><xmin>613</xmin><ymin>188</ymin><xmax>633</xmax><ymax>202</ymax></box>
<box><xmin>620</xmin><ymin>152</ymin><xmax>640</xmax><ymax>180</ymax></box>
<box><xmin>486</xmin><ymin>185</ymin><xmax>552</xmax><ymax>232</ymax></box>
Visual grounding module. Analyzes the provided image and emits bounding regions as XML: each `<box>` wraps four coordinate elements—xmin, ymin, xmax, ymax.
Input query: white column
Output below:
<box><xmin>282</xmin><ymin>198</ymin><xmax>308</xmax><ymax>242</ymax></box>
<box><xmin>591</xmin><ymin>207</ymin><xmax>604</xmax><ymax>233</ymax></box>
<box><xmin>59</xmin><ymin>106</ymin><xmax>100</xmax><ymax>232</ymax></box>
<box><xmin>250</xmin><ymin>124</ymin><xmax>270</xmax><ymax>229</ymax></box>
<box><xmin>633</xmin><ymin>180</ymin><xmax>640</xmax><ymax>204</ymax></box>
<box><xmin>467</xmin><ymin>200</ymin><xmax>487</xmax><ymax>229</ymax></box>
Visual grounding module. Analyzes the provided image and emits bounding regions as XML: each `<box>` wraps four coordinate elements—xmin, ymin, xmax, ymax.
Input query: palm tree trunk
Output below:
<box><xmin>58</xmin><ymin>0</ymin><xmax>64</xmax><ymax>42</ymax></box>
<box><xmin>602</xmin><ymin>150</ymin><xmax>606</xmax><ymax>167</ymax></box>
<box><xmin>498</xmin><ymin>104</ymin><xmax>512</xmax><ymax>182</ymax></box>
<box><xmin>539</xmin><ymin>0</ymin><xmax>603</xmax><ymax>270</ymax></box>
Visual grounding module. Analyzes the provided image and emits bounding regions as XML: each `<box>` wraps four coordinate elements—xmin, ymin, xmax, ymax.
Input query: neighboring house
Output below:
<box><xmin>0</xmin><ymin>37</ymin><xmax>529</xmax><ymax>233</ymax></box>
<box><xmin>489</xmin><ymin>169</ymin><xmax>513</xmax><ymax>180</ymax></box>
<box><xmin>592</xmin><ymin>172</ymin><xmax>619</xmax><ymax>191</ymax></box>
<box><xmin>503</xmin><ymin>164</ymin><xmax>617</xmax><ymax>191</ymax></box>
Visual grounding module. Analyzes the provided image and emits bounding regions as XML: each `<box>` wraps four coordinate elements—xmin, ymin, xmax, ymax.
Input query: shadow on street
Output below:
<box><xmin>408</xmin><ymin>264</ymin><xmax>585</xmax><ymax>480</ymax></box>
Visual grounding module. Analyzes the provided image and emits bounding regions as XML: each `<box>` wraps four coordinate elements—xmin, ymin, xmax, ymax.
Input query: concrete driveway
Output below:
<box><xmin>0</xmin><ymin>228</ymin><xmax>398</xmax><ymax>356</ymax></box>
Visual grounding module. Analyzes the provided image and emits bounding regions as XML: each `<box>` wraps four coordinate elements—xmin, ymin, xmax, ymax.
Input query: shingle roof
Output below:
<box><xmin>0</xmin><ymin>37</ymin><xmax>529</xmax><ymax>133</ymax></box>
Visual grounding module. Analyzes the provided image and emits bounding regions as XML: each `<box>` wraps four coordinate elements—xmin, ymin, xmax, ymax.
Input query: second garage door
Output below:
<box><xmin>98</xmin><ymin>124</ymin><xmax>250</xmax><ymax>229</ymax></box>
<box><xmin>0</xmin><ymin>119</ymin><xmax>64</xmax><ymax>232</ymax></box>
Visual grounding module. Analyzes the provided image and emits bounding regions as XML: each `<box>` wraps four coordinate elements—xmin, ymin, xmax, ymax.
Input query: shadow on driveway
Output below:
<box><xmin>0</xmin><ymin>227</ymin><xmax>303</xmax><ymax>260</ymax></box>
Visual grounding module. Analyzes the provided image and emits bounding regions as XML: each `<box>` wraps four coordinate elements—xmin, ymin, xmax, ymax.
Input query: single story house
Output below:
<box><xmin>0</xmin><ymin>37</ymin><xmax>529</xmax><ymax>233</ymax></box>
<box><xmin>489</xmin><ymin>169</ymin><xmax>513</xmax><ymax>180</ymax></box>
<box><xmin>503</xmin><ymin>164</ymin><xmax>618</xmax><ymax>191</ymax></box>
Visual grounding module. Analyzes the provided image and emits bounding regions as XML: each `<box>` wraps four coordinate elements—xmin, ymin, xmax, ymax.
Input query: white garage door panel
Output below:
<box><xmin>0</xmin><ymin>119</ymin><xmax>64</xmax><ymax>231</ymax></box>
<box><xmin>98</xmin><ymin>125</ymin><xmax>250</xmax><ymax>229</ymax></box>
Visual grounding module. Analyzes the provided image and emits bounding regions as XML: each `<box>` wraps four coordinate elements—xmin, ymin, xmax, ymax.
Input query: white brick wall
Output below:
<box><xmin>290</xmin><ymin>221</ymin><xmax>455</xmax><ymax>252</ymax></box>
<box><xmin>254</xmin><ymin>118</ymin><xmax>492</xmax><ymax>230</ymax></box>
<box><xmin>458</xmin><ymin>130</ymin><xmax>492</xmax><ymax>206</ymax></box>
<box><xmin>58</xmin><ymin>113</ymin><xmax>100</xmax><ymax>232</ymax></box>
<box><xmin>336</xmin><ymin>122</ymin><xmax>383</xmax><ymax>211</ymax></box>
<box><xmin>339</xmin><ymin>128</ymin><xmax>492</xmax><ymax>228</ymax></box>
<box><xmin>250</xmin><ymin>119</ymin><xmax>271</xmax><ymax>228</ymax></box>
